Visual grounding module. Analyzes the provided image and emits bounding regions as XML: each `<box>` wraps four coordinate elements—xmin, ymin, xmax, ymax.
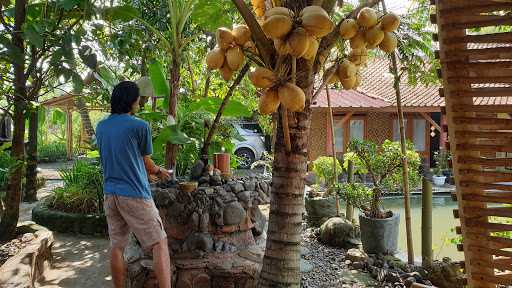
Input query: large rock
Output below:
<box><xmin>223</xmin><ymin>202</ymin><xmax>246</xmax><ymax>226</ymax></box>
<box><xmin>319</xmin><ymin>217</ymin><xmax>360</xmax><ymax>249</ymax></box>
<box><xmin>190</xmin><ymin>160</ymin><xmax>205</xmax><ymax>180</ymax></box>
<box><xmin>305</xmin><ymin>197</ymin><xmax>340</xmax><ymax>227</ymax></box>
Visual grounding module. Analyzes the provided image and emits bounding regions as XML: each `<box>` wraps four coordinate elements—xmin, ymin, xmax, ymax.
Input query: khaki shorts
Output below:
<box><xmin>104</xmin><ymin>195</ymin><xmax>167</xmax><ymax>250</ymax></box>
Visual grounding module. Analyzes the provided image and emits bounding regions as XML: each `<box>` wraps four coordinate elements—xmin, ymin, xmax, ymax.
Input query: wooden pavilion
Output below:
<box><xmin>433</xmin><ymin>0</ymin><xmax>512</xmax><ymax>286</ymax></box>
<box><xmin>41</xmin><ymin>94</ymin><xmax>76</xmax><ymax>160</ymax></box>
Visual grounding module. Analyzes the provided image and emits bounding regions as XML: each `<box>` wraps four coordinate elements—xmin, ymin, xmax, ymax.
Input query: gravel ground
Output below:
<box><xmin>301</xmin><ymin>227</ymin><xmax>379</xmax><ymax>288</ymax></box>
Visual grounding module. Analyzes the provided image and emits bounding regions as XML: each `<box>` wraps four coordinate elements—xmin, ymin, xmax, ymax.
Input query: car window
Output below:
<box><xmin>240</xmin><ymin>123</ymin><xmax>263</xmax><ymax>134</ymax></box>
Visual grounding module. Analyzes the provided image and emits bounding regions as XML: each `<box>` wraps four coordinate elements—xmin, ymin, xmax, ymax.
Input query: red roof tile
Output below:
<box><xmin>312</xmin><ymin>88</ymin><xmax>390</xmax><ymax>108</ymax></box>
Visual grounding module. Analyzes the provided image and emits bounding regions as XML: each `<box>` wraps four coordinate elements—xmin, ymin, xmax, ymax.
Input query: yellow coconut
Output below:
<box><xmin>350</xmin><ymin>31</ymin><xmax>366</xmax><ymax>49</ymax></box>
<box><xmin>348</xmin><ymin>48</ymin><xmax>368</xmax><ymax>66</ymax></box>
<box><xmin>379</xmin><ymin>32</ymin><xmax>398</xmax><ymax>53</ymax></box>
<box><xmin>249</xmin><ymin>67</ymin><xmax>276</xmax><ymax>89</ymax></box>
<box><xmin>353</xmin><ymin>74</ymin><xmax>362</xmax><ymax>89</ymax></box>
<box><xmin>274</xmin><ymin>39</ymin><xmax>290</xmax><ymax>55</ymax></box>
<box><xmin>301</xmin><ymin>12</ymin><xmax>334</xmax><ymax>38</ymax></box>
<box><xmin>326</xmin><ymin>72</ymin><xmax>339</xmax><ymax>85</ymax></box>
<box><xmin>262</xmin><ymin>15</ymin><xmax>293</xmax><ymax>39</ymax></box>
<box><xmin>340</xmin><ymin>76</ymin><xmax>357</xmax><ymax>90</ymax></box>
<box><xmin>226</xmin><ymin>46</ymin><xmax>245</xmax><ymax>71</ymax></box>
<box><xmin>219</xmin><ymin>64</ymin><xmax>234</xmax><ymax>81</ymax></box>
<box><xmin>337</xmin><ymin>59</ymin><xmax>357</xmax><ymax>79</ymax></box>
<box><xmin>339</xmin><ymin>19</ymin><xmax>359</xmax><ymax>40</ymax></box>
<box><xmin>265</xmin><ymin>7</ymin><xmax>294</xmax><ymax>19</ymax></box>
<box><xmin>381</xmin><ymin>12</ymin><xmax>400</xmax><ymax>32</ymax></box>
<box><xmin>232</xmin><ymin>24</ymin><xmax>252</xmax><ymax>46</ymax></box>
<box><xmin>357</xmin><ymin>7</ymin><xmax>378</xmax><ymax>28</ymax></box>
<box><xmin>254</xmin><ymin>7</ymin><xmax>265</xmax><ymax>17</ymax></box>
<box><xmin>216</xmin><ymin>27</ymin><xmax>234</xmax><ymax>50</ymax></box>
<box><xmin>303</xmin><ymin>36</ymin><xmax>319</xmax><ymax>61</ymax></box>
<box><xmin>278</xmin><ymin>83</ymin><xmax>306</xmax><ymax>112</ymax></box>
<box><xmin>259</xmin><ymin>89</ymin><xmax>280</xmax><ymax>115</ymax></box>
<box><xmin>287</xmin><ymin>28</ymin><xmax>310</xmax><ymax>58</ymax></box>
<box><xmin>206</xmin><ymin>48</ymin><xmax>225</xmax><ymax>70</ymax></box>
<box><xmin>300</xmin><ymin>5</ymin><xmax>329</xmax><ymax>18</ymax></box>
<box><xmin>365</xmin><ymin>25</ymin><xmax>385</xmax><ymax>47</ymax></box>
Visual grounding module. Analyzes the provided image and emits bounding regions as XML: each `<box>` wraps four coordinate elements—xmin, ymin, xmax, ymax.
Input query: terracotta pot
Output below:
<box><xmin>214</xmin><ymin>153</ymin><xmax>230</xmax><ymax>174</ymax></box>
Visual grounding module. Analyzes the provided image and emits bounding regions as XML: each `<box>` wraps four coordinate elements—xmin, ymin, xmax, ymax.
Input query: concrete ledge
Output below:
<box><xmin>0</xmin><ymin>222</ymin><xmax>54</xmax><ymax>287</ymax></box>
<box><xmin>32</xmin><ymin>202</ymin><xmax>107</xmax><ymax>235</ymax></box>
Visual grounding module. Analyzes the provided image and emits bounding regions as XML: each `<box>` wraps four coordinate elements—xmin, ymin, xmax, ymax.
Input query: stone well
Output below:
<box><xmin>125</xmin><ymin>173</ymin><xmax>271</xmax><ymax>288</ymax></box>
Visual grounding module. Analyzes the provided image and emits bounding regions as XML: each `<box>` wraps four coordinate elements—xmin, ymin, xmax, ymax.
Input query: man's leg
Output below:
<box><xmin>152</xmin><ymin>238</ymin><xmax>171</xmax><ymax>288</ymax></box>
<box><xmin>110</xmin><ymin>245</ymin><xmax>126</xmax><ymax>288</ymax></box>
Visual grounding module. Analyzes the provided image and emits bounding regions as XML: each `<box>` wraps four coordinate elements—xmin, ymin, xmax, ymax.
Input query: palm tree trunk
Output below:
<box><xmin>259</xmin><ymin>60</ymin><xmax>313</xmax><ymax>287</ymax></box>
<box><xmin>165</xmin><ymin>56</ymin><xmax>181</xmax><ymax>171</ymax></box>
<box><xmin>23</xmin><ymin>106</ymin><xmax>38</xmax><ymax>202</ymax></box>
<box><xmin>0</xmin><ymin>0</ymin><xmax>27</xmax><ymax>241</ymax></box>
<box><xmin>74</xmin><ymin>97</ymin><xmax>94</xmax><ymax>144</ymax></box>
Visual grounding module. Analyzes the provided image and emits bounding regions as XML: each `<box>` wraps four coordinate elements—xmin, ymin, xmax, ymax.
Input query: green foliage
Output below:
<box><xmin>433</xmin><ymin>149</ymin><xmax>451</xmax><ymax>171</ymax></box>
<box><xmin>38</xmin><ymin>142</ymin><xmax>68</xmax><ymax>163</ymax></box>
<box><xmin>335</xmin><ymin>182</ymin><xmax>372</xmax><ymax>210</ymax></box>
<box><xmin>0</xmin><ymin>151</ymin><xmax>13</xmax><ymax>191</ymax></box>
<box><xmin>49</xmin><ymin>160</ymin><xmax>103</xmax><ymax>215</ymax></box>
<box><xmin>347</xmin><ymin>139</ymin><xmax>422</xmax><ymax>217</ymax></box>
<box><xmin>312</xmin><ymin>156</ymin><xmax>342</xmax><ymax>186</ymax></box>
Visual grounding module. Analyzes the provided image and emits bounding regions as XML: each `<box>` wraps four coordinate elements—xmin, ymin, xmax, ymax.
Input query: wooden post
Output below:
<box><xmin>346</xmin><ymin>160</ymin><xmax>354</xmax><ymax>222</ymax></box>
<box><xmin>326</xmin><ymin>85</ymin><xmax>340</xmax><ymax>216</ymax></box>
<box><xmin>383</xmin><ymin>0</ymin><xmax>414</xmax><ymax>264</ymax></box>
<box><xmin>422</xmin><ymin>177</ymin><xmax>433</xmax><ymax>268</ymax></box>
<box><xmin>66</xmin><ymin>108</ymin><xmax>73</xmax><ymax>161</ymax></box>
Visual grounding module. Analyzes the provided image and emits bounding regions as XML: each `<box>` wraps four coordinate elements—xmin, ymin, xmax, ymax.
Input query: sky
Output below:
<box><xmin>346</xmin><ymin>0</ymin><xmax>411</xmax><ymax>14</ymax></box>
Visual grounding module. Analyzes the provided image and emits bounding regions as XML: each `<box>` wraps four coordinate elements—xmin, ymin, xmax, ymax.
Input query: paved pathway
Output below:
<box><xmin>16</xmin><ymin>161</ymin><xmax>112</xmax><ymax>288</ymax></box>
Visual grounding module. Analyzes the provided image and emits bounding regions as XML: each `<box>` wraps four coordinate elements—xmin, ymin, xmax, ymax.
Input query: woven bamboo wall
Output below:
<box><xmin>368</xmin><ymin>112</ymin><xmax>393</xmax><ymax>145</ymax></box>
<box><xmin>433</xmin><ymin>0</ymin><xmax>512</xmax><ymax>286</ymax></box>
<box><xmin>309</xmin><ymin>108</ymin><xmax>328</xmax><ymax>161</ymax></box>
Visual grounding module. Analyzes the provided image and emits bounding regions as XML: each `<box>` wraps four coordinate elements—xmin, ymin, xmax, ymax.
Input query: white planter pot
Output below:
<box><xmin>432</xmin><ymin>175</ymin><xmax>446</xmax><ymax>186</ymax></box>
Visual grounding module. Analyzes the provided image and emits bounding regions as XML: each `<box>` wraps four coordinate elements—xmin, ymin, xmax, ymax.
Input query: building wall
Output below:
<box><xmin>308</xmin><ymin>108</ymin><xmax>328</xmax><ymax>161</ymax></box>
<box><xmin>367</xmin><ymin>112</ymin><xmax>393</xmax><ymax>145</ymax></box>
<box><xmin>308</xmin><ymin>110</ymin><xmax>394</xmax><ymax>161</ymax></box>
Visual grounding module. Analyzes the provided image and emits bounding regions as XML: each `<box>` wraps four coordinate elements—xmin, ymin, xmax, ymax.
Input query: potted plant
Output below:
<box><xmin>343</xmin><ymin>139</ymin><xmax>421</xmax><ymax>254</ymax></box>
<box><xmin>433</xmin><ymin>150</ymin><xmax>450</xmax><ymax>186</ymax></box>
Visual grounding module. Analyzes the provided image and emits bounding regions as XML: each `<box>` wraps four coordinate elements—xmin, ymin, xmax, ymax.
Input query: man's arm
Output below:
<box><xmin>144</xmin><ymin>155</ymin><xmax>170</xmax><ymax>179</ymax></box>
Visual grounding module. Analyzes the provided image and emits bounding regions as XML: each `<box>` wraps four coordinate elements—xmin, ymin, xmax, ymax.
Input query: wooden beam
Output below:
<box><xmin>419</xmin><ymin>112</ymin><xmax>441</xmax><ymax>132</ymax></box>
<box><xmin>66</xmin><ymin>109</ymin><xmax>73</xmax><ymax>161</ymax></box>
<box><xmin>339</xmin><ymin>112</ymin><xmax>354</xmax><ymax>125</ymax></box>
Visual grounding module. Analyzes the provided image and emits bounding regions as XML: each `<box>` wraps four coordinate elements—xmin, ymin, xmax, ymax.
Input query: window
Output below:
<box><xmin>393</xmin><ymin>119</ymin><xmax>407</xmax><ymax>141</ymax></box>
<box><xmin>413</xmin><ymin>119</ymin><xmax>426</xmax><ymax>151</ymax></box>
<box><xmin>334</xmin><ymin>121</ymin><xmax>344</xmax><ymax>152</ymax></box>
<box><xmin>350</xmin><ymin>119</ymin><xmax>364</xmax><ymax>141</ymax></box>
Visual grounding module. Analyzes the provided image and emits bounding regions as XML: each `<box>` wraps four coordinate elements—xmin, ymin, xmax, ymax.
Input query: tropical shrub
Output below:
<box><xmin>335</xmin><ymin>182</ymin><xmax>372</xmax><ymax>211</ymax></box>
<box><xmin>0</xmin><ymin>151</ymin><xmax>13</xmax><ymax>191</ymax></box>
<box><xmin>345</xmin><ymin>139</ymin><xmax>421</xmax><ymax>218</ymax></box>
<box><xmin>49</xmin><ymin>160</ymin><xmax>103</xmax><ymax>215</ymax></box>
<box><xmin>312</xmin><ymin>156</ymin><xmax>342</xmax><ymax>186</ymax></box>
<box><xmin>38</xmin><ymin>142</ymin><xmax>68</xmax><ymax>163</ymax></box>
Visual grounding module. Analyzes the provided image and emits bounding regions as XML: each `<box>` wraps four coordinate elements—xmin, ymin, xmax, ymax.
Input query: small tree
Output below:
<box><xmin>343</xmin><ymin>139</ymin><xmax>421</xmax><ymax>219</ymax></box>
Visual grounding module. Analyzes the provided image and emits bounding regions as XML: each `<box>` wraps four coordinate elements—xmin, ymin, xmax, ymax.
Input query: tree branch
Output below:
<box><xmin>315</xmin><ymin>0</ymin><xmax>382</xmax><ymax>73</ymax></box>
<box><xmin>231</xmin><ymin>0</ymin><xmax>275</xmax><ymax>67</ymax></box>
<box><xmin>201</xmin><ymin>63</ymin><xmax>250</xmax><ymax>157</ymax></box>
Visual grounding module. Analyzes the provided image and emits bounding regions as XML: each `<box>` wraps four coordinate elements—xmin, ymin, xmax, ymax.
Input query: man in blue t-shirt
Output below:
<box><xmin>96</xmin><ymin>81</ymin><xmax>171</xmax><ymax>288</ymax></box>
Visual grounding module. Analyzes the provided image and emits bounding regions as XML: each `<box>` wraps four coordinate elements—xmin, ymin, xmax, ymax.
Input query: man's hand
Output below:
<box><xmin>156</xmin><ymin>167</ymin><xmax>171</xmax><ymax>181</ymax></box>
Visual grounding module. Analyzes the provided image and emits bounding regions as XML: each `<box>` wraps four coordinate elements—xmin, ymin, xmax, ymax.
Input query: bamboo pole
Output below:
<box><xmin>325</xmin><ymin>85</ymin><xmax>340</xmax><ymax>216</ymax></box>
<box><xmin>382</xmin><ymin>0</ymin><xmax>414</xmax><ymax>264</ymax></box>
<box><xmin>422</xmin><ymin>177</ymin><xmax>433</xmax><ymax>268</ymax></box>
<box><xmin>346</xmin><ymin>160</ymin><xmax>354</xmax><ymax>222</ymax></box>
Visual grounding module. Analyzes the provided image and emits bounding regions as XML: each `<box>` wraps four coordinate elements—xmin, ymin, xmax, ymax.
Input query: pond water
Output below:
<box><xmin>343</xmin><ymin>195</ymin><xmax>464</xmax><ymax>261</ymax></box>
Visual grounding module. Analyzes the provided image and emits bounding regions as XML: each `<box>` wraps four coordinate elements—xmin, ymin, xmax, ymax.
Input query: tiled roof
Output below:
<box><xmin>357</xmin><ymin>57</ymin><xmax>444</xmax><ymax>107</ymax></box>
<box><xmin>312</xmin><ymin>88</ymin><xmax>389</xmax><ymax>108</ymax></box>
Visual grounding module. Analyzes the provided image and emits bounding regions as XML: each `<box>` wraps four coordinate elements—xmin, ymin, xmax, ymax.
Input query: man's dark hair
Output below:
<box><xmin>110</xmin><ymin>81</ymin><xmax>140</xmax><ymax>114</ymax></box>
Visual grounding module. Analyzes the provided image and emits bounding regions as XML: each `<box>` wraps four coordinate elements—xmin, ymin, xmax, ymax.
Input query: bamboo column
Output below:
<box><xmin>382</xmin><ymin>0</ymin><xmax>414</xmax><ymax>264</ymax></box>
<box><xmin>346</xmin><ymin>160</ymin><xmax>354</xmax><ymax>222</ymax></box>
<box><xmin>325</xmin><ymin>85</ymin><xmax>340</xmax><ymax>216</ymax></box>
<box><xmin>422</xmin><ymin>177</ymin><xmax>433</xmax><ymax>268</ymax></box>
<box><xmin>66</xmin><ymin>108</ymin><xmax>73</xmax><ymax>160</ymax></box>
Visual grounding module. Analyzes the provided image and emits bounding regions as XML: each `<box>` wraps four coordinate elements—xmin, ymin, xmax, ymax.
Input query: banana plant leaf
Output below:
<box><xmin>189</xmin><ymin>98</ymin><xmax>251</xmax><ymax>118</ymax></box>
<box><xmin>153</xmin><ymin>124</ymin><xmax>193</xmax><ymax>154</ymax></box>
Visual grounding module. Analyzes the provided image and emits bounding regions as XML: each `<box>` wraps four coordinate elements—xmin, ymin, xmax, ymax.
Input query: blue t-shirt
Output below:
<box><xmin>96</xmin><ymin>114</ymin><xmax>153</xmax><ymax>199</ymax></box>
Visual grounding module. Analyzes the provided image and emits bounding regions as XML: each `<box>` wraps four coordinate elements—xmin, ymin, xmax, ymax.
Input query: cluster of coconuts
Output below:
<box><xmin>206</xmin><ymin>25</ymin><xmax>256</xmax><ymax>81</ymax></box>
<box><xmin>249</xmin><ymin>67</ymin><xmax>305</xmax><ymax>115</ymax></box>
<box><xmin>329</xmin><ymin>8</ymin><xmax>400</xmax><ymax>89</ymax></box>
<box><xmin>261</xmin><ymin>6</ymin><xmax>334</xmax><ymax>60</ymax></box>
<box><xmin>251</xmin><ymin>0</ymin><xmax>265</xmax><ymax>17</ymax></box>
